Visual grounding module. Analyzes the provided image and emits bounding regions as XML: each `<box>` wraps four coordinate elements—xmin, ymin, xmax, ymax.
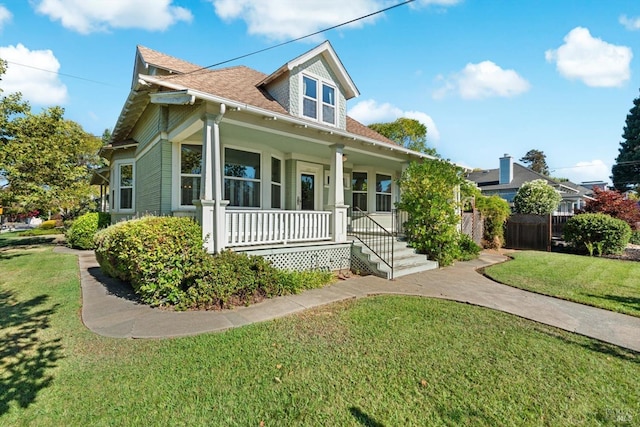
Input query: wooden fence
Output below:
<box><xmin>462</xmin><ymin>211</ymin><xmax>483</xmax><ymax>245</ymax></box>
<box><xmin>505</xmin><ymin>214</ymin><xmax>552</xmax><ymax>251</ymax></box>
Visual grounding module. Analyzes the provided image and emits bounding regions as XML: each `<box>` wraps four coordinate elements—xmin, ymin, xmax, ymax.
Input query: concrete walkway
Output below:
<box><xmin>55</xmin><ymin>247</ymin><xmax>640</xmax><ymax>352</ymax></box>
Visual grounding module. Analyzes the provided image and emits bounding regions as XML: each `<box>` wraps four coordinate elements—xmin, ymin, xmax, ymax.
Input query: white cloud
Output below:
<box><xmin>0</xmin><ymin>44</ymin><xmax>68</xmax><ymax>105</ymax></box>
<box><xmin>433</xmin><ymin>61</ymin><xmax>530</xmax><ymax>100</ymax></box>
<box><xmin>619</xmin><ymin>15</ymin><xmax>640</xmax><ymax>31</ymax></box>
<box><xmin>545</xmin><ymin>27</ymin><xmax>632</xmax><ymax>88</ymax></box>
<box><xmin>348</xmin><ymin>99</ymin><xmax>440</xmax><ymax>142</ymax></box>
<box><xmin>0</xmin><ymin>5</ymin><xmax>11</xmax><ymax>31</ymax></box>
<box><xmin>212</xmin><ymin>0</ymin><xmax>460</xmax><ymax>40</ymax></box>
<box><xmin>555</xmin><ymin>159</ymin><xmax>610</xmax><ymax>185</ymax></box>
<box><xmin>33</xmin><ymin>0</ymin><xmax>192</xmax><ymax>34</ymax></box>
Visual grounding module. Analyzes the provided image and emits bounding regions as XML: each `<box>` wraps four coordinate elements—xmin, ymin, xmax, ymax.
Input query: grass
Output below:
<box><xmin>1</xmin><ymin>236</ymin><xmax>639</xmax><ymax>426</ymax></box>
<box><xmin>484</xmin><ymin>251</ymin><xmax>640</xmax><ymax>318</ymax></box>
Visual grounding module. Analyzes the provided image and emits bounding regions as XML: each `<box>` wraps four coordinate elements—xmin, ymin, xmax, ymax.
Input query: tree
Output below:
<box><xmin>368</xmin><ymin>117</ymin><xmax>438</xmax><ymax>156</ymax></box>
<box><xmin>397</xmin><ymin>159</ymin><xmax>465</xmax><ymax>266</ymax></box>
<box><xmin>578</xmin><ymin>188</ymin><xmax>640</xmax><ymax>230</ymax></box>
<box><xmin>513</xmin><ymin>179</ymin><xmax>561</xmax><ymax>215</ymax></box>
<box><xmin>1</xmin><ymin>105</ymin><xmax>102</xmax><ymax>217</ymax></box>
<box><xmin>519</xmin><ymin>149</ymin><xmax>549</xmax><ymax>175</ymax></box>
<box><xmin>612</xmin><ymin>90</ymin><xmax>640</xmax><ymax>191</ymax></box>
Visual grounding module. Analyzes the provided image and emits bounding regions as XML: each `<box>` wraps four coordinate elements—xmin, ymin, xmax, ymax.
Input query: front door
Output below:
<box><xmin>300</xmin><ymin>173</ymin><xmax>315</xmax><ymax>210</ymax></box>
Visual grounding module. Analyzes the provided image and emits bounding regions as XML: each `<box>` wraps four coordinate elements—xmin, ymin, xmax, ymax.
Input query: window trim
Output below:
<box><xmin>112</xmin><ymin>160</ymin><xmax>135</xmax><ymax>213</ymax></box>
<box><xmin>224</xmin><ymin>146</ymin><xmax>263</xmax><ymax>209</ymax></box>
<box><xmin>179</xmin><ymin>143</ymin><xmax>202</xmax><ymax>208</ymax></box>
<box><xmin>300</xmin><ymin>73</ymin><xmax>337</xmax><ymax>126</ymax></box>
<box><xmin>351</xmin><ymin>170</ymin><xmax>368</xmax><ymax>212</ymax></box>
<box><xmin>270</xmin><ymin>155</ymin><xmax>283</xmax><ymax>209</ymax></box>
<box><xmin>375</xmin><ymin>173</ymin><xmax>392</xmax><ymax>213</ymax></box>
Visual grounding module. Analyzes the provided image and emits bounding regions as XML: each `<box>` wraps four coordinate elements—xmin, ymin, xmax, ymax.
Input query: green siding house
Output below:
<box><xmin>98</xmin><ymin>41</ymin><xmax>438</xmax><ymax>277</ymax></box>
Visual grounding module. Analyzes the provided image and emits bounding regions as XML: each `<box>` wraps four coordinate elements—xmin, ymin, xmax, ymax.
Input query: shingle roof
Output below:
<box><xmin>135</xmin><ymin>45</ymin><xmax>396</xmax><ymax>146</ymax></box>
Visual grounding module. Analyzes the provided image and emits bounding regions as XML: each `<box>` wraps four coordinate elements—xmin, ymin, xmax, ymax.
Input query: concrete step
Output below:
<box><xmin>351</xmin><ymin>238</ymin><xmax>438</xmax><ymax>279</ymax></box>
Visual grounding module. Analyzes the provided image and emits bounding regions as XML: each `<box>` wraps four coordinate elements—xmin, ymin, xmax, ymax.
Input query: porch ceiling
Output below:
<box><xmin>180</xmin><ymin>119</ymin><xmax>410</xmax><ymax>170</ymax></box>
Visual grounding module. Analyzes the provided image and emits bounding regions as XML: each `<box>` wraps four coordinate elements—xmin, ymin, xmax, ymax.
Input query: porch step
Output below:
<box><xmin>351</xmin><ymin>239</ymin><xmax>438</xmax><ymax>279</ymax></box>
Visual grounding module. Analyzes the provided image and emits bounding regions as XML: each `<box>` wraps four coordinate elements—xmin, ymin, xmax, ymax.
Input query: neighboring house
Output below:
<box><xmin>467</xmin><ymin>154</ymin><xmax>593</xmax><ymax>215</ymax></box>
<box><xmin>98</xmin><ymin>41</ymin><xmax>438</xmax><ymax>277</ymax></box>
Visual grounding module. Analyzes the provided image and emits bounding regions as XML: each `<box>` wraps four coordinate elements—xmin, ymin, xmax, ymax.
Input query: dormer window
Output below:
<box><xmin>302</xmin><ymin>75</ymin><xmax>336</xmax><ymax>125</ymax></box>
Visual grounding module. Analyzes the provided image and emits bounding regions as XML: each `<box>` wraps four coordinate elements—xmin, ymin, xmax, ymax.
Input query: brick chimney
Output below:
<box><xmin>499</xmin><ymin>154</ymin><xmax>513</xmax><ymax>184</ymax></box>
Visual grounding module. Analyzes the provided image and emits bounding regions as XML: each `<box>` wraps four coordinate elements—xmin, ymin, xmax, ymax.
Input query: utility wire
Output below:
<box><xmin>173</xmin><ymin>0</ymin><xmax>416</xmax><ymax>76</ymax></box>
<box><xmin>4</xmin><ymin>60</ymin><xmax>116</xmax><ymax>87</ymax></box>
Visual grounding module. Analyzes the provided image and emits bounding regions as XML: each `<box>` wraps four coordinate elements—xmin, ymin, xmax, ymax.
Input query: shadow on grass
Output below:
<box><xmin>0</xmin><ymin>289</ymin><xmax>63</xmax><ymax>415</ymax></box>
<box><xmin>584</xmin><ymin>293</ymin><xmax>640</xmax><ymax>316</ymax></box>
<box><xmin>87</xmin><ymin>267</ymin><xmax>141</xmax><ymax>303</ymax></box>
<box><xmin>0</xmin><ymin>236</ymin><xmax>57</xmax><ymax>249</ymax></box>
<box><xmin>349</xmin><ymin>407</ymin><xmax>385</xmax><ymax>427</ymax></box>
<box><xmin>538</xmin><ymin>327</ymin><xmax>639</xmax><ymax>363</ymax></box>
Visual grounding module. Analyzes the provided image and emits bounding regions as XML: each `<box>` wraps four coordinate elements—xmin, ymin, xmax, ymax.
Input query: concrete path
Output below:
<box><xmin>55</xmin><ymin>247</ymin><xmax>640</xmax><ymax>352</ymax></box>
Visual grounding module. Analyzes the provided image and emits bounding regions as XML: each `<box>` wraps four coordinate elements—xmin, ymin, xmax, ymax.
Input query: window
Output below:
<box><xmin>322</xmin><ymin>84</ymin><xmax>335</xmax><ymax>125</ymax></box>
<box><xmin>352</xmin><ymin>172</ymin><xmax>367</xmax><ymax>211</ymax></box>
<box><xmin>376</xmin><ymin>174</ymin><xmax>392</xmax><ymax>212</ymax></box>
<box><xmin>302</xmin><ymin>76</ymin><xmax>317</xmax><ymax>120</ymax></box>
<box><xmin>271</xmin><ymin>157</ymin><xmax>282</xmax><ymax>208</ymax></box>
<box><xmin>224</xmin><ymin>148</ymin><xmax>261</xmax><ymax>207</ymax></box>
<box><xmin>113</xmin><ymin>161</ymin><xmax>134</xmax><ymax>211</ymax></box>
<box><xmin>302</xmin><ymin>75</ymin><xmax>336</xmax><ymax>125</ymax></box>
<box><xmin>180</xmin><ymin>144</ymin><xmax>201</xmax><ymax>206</ymax></box>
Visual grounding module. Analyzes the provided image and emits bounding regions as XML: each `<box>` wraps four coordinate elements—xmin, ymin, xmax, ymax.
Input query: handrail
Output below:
<box><xmin>348</xmin><ymin>207</ymin><xmax>394</xmax><ymax>279</ymax></box>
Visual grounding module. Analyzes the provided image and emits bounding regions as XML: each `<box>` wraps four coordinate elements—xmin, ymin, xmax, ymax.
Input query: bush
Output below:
<box><xmin>95</xmin><ymin>216</ymin><xmax>335</xmax><ymax>309</ymax></box>
<box><xmin>476</xmin><ymin>194</ymin><xmax>510</xmax><ymax>248</ymax></box>
<box><xmin>39</xmin><ymin>219</ymin><xmax>58</xmax><ymax>229</ymax></box>
<box><xmin>458</xmin><ymin>233</ymin><xmax>481</xmax><ymax>261</ymax></box>
<box><xmin>564</xmin><ymin>213</ymin><xmax>632</xmax><ymax>256</ymax></box>
<box><xmin>630</xmin><ymin>230</ymin><xmax>640</xmax><ymax>245</ymax></box>
<box><xmin>95</xmin><ymin>216</ymin><xmax>205</xmax><ymax>305</ymax></box>
<box><xmin>513</xmin><ymin>179</ymin><xmax>562</xmax><ymax>215</ymax></box>
<box><xmin>65</xmin><ymin>212</ymin><xmax>111</xmax><ymax>249</ymax></box>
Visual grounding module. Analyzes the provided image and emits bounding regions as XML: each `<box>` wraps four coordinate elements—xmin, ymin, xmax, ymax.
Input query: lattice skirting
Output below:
<box><xmin>236</xmin><ymin>243</ymin><xmax>352</xmax><ymax>272</ymax></box>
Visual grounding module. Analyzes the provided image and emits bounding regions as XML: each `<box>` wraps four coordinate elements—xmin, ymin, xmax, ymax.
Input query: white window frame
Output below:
<box><xmin>112</xmin><ymin>160</ymin><xmax>135</xmax><ymax>213</ymax></box>
<box><xmin>300</xmin><ymin>73</ymin><xmax>337</xmax><ymax>126</ymax></box>
<box><xmin>271</xmin><ymin>155</ymin><xmax>283</xmax><ymax>209</ymax></box>
<box><xmin>179</xmin><ymin>143</ymin><xmax>202</xmax><ymax>208</ymax></box>
<box><xmin>351</xmin><ymin>170</ymin><xmax>368</xmax><ymax>212</ymax></box>
<box><xmin>224</xmin><ymin>146</ymin><xmax>262</xmax><ymax>209</ymax></box>
<box><xmin>375</xmin><ymin>173</ymin><xmax>393</xmax><ymax>212</ymax></box>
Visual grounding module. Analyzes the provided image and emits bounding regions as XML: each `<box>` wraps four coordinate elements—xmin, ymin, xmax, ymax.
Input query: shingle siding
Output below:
<box><xmin>132</xmin><ymin>104</ymin><xmax>160</xmax><ymax>152</ymax></box>
<box><xmin>136</xmin><ymin>143</ymin><xmax>163</xmax><ymax>215</ymax></box>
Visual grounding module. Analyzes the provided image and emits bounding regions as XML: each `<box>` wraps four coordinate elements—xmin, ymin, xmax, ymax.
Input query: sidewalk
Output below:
<box><xmin>55</xmin><ymin>247</ymin><xmax>640</xmax><ymax>352</ymax></box>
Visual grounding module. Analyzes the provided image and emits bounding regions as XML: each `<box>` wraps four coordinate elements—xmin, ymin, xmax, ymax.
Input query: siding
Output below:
<box><xmin>168</xmin><ymin>103</ymin><xmax>200</xmax><ymax>132</ymax></box>
<box><xmin>135</xmin><ymin>143</ymin><xmax>163</xmax><ymax>215</ymax></box>
<box><xmin>131</xmin><ymin>104</ymin><xmax>160</xmax><ymax>152</ymax></box>
<box><xmin>285</xmin><ymin>159</ymin><xmax>295</xmax><ymax>210</ymax></box>
<box><xmin>159</xmin><ymin>140</ymin><xmax>172</xmax><ymax>215</ymax></box>
<box><xmin>266</xmin><ymin>74</ymin><xmax>290</xmax><ymax>112</ymax></box>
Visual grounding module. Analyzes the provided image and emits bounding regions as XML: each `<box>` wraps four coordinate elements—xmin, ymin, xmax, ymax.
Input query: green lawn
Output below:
<box><xmin>484</xmin><ymin>250</ymin><xmax>640</xmax><ymax>318</ymax></box>
<box><xmin>1</xmin><ymin>237</ymin><xmax>638</xmax><ymax>426</ymax></box>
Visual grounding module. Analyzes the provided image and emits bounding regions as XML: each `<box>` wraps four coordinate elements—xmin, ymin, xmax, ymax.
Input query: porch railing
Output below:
<box><xmin>226</xmin><ymin>210</ymin><xmax>331</xmax><ymax>247</ymax></box>
<box><xmin>348</xmin><ymin>207</ymin><xmax>394</xmax><ymax>279</ymax></box>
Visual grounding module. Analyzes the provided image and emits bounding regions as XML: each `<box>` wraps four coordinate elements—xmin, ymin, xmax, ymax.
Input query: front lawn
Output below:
<box><xmin>484</xmin><ymin>251</ymin><xmax>640</xmax><ymax>317</ymax></box>
<box><xmin>1</xmin><ymin>237</ymin><xmax>638</xmax><ymax>426</ymax></box>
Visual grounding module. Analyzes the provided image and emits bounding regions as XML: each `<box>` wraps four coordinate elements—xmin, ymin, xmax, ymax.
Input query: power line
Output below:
<box><xmin>3</xmin><ymin>60</ymin><xmax>116</xmax><ymax>87</ymax></box>
<box><xmin>174</xmin><ymin>0</ymin><xmax>416</xmax><ymax>76</ymax></box>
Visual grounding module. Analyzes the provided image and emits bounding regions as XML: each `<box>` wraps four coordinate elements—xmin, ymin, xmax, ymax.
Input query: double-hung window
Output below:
<box><xmin>352</xmin><ymin>172</ymin><xmax>368</xmax><ymax>211</ymax></box>
<box><xmin>271</xmin><ymin>157</ymin><xmax>282</xmax><ymax>209</ymax></box>
<box><xmin>224</xmin><ymin>148</ymin><xmax>261</xmax><ymax>207</ymax></box>
<box><xmin>113</xmin><ymin>161</ymin><xmax>134</xmax><ymax>211</ymax></box>
<box><xmin>376</xmin><ymin>174</ymin><xmax>392</xmax><ymax>212</ymax></box>
<box><xmin>180</xmin><ymin>144</ymin><xmax>202</xmax><ymax>206</ymax></box>
<box><xmin>302</xmin><ymin>75</ymin><xmax>336</xmax><ymax>125</ymax></box>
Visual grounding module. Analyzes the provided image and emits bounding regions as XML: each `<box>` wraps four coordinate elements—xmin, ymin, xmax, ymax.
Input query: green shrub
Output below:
<box><xmin>39</xmin><ymin>219</ymin><xmax>58</xmax><ymax>229</ymax></box>
<box><xmin>476</xmin><ymin>195</ymin><xmax>510</xmax><ymax>248</ymax></box>
<box><xmin>65</xmin><ymin>212</ymin><xmax>111</xmax><ymax>249</ymax></box>
<box><xmin>18</xmin><ymin>228</ymin><xmax>64</xmax><ymax>236</ymax></box>
<box><xmin>564</xmin><ymin>213</ymin><xmax>631</xmax><ymax>256</ymax></box>
<box><xmin>458</xmin><ymin>233</ymin><xmax>481</xmax><ymax>261</ymax></box>
<box><xmin>95</xmin><ymin>216</ymin><xmax>205</xmax><ymax>305</ymax></box>
<box><xmin>630</xmin><ymin>230</ymin><xmax>640</xmax><ymax>245</ymax></box>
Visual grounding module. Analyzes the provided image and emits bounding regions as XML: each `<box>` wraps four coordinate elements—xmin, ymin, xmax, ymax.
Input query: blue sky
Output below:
<box><xmin>1</xmin><ymin>0</ymin><xmax>639</xmax><ymax>184</ymax></box>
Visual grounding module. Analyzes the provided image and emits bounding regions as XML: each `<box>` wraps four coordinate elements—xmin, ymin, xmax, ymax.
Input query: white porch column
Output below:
<box><xmin>328</xmin><ymin>144</ymin><xmax>348</xmax><ymax>242</ymax></box>
<box><xmin>195</xmin><ymin>104</ymin><xmax>227</xmax><ymax>253</ymax></box>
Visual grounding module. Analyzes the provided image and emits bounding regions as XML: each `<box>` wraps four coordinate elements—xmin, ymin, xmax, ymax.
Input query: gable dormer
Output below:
<box><xmin>258</xmin><ymin>41</ymin><xmax>359</xmax><ymax>130</ymax></box>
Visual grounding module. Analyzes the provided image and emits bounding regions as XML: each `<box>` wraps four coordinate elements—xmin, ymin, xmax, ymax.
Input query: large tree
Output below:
<box><xmin>368</xmin><ymin>117</ymin><xmax>438</xmax><ymax>156</ymax></box>
<box><xmin>1</xmin><ymin>61</ymin><xmax>102</xmax><ymax>218</ymax></box>
<box><xmin>519</xmin><ymin>149</ymin><xmax>549</xmax><ymax>175</ymax></box>
<box><xmin>611</xmin><ymin>90</ymin><xmax>640</xmax><ymax>192</ymax></box>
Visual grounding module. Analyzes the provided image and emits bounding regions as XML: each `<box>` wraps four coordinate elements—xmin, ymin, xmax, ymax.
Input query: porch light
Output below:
<box><xmin>342</xmin><ymin>154</ymin><xmax>348</xmax><ymax>162</ymax></box>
